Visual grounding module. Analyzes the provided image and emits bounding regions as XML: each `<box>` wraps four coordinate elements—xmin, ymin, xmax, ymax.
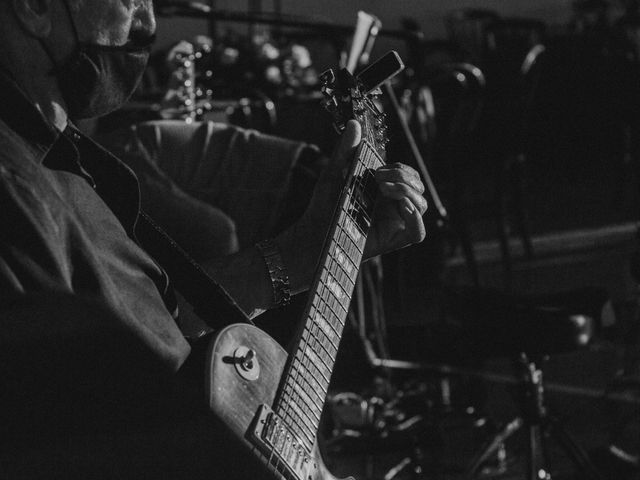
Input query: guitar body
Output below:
<box><xmin>205</xmin><ymin>323</ymin><xmax>350</xmax><ymax>480</ymax></box>
<box><xmin>204</xmin><ymin>52</ymin><xmax>403</xmax><ymax>480</ymax></box>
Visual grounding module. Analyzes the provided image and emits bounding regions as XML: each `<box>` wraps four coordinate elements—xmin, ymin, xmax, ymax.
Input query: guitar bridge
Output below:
<box><xmin>249</xmin><ymin>405</ymin><xmax>317</xmax><ymax>480</ymax></box>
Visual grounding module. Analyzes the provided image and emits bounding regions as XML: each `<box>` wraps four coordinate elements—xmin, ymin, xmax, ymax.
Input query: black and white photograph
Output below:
<box><xmin>0</xmin><ymin>0</ymin><xmax>638</xmax><ymax>478</ymax></box>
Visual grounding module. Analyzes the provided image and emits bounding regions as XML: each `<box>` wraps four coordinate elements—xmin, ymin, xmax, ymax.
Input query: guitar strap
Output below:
<box><xmin>135</xmin><ymin>211</ymin><xmax>252</xmax><ymax>332</ymax></box>
<box><xmin>50</xmin><ymin>123</ymin><xmax>251</xmax><ymax>334</ymax></box>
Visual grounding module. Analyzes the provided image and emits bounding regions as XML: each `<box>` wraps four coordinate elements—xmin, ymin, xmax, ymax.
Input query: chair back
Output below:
<box><xmin>481</xmin><ymin>18</ymin><xmax>548</xmax><ymax>156</ymax></box>
<box><xmin>444</xmin><ymin>8</ymin><xmax>501</xmax><ymax>64</ymax></box>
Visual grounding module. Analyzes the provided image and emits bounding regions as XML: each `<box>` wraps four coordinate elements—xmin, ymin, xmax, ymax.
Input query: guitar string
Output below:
<box><xmin>278</xmin><ymin>103</ymin><xmax>382</xmax><ymax>464</ymax></box>
<box><xmin>274</xmin><ymin>146</ymin><xmax>368</xmax><ymax>459</ymax></box>
<box><xmin>264</xmin><ymin>97</ymin><xmax>385</xmax><ymax>477</ymax></box>
<box><xmin>271</xmin><ymin>102</ymin><xmax>381</xmax><ymax>469</ymax></box>
<box><xmin>280</xmin><ymin>108</ymin><xmax>376</xmax><ymax>425</ymax></box>
<box><xmin>267</xmin><ymin>169</ymin><xmax>379</xmax><ymax>475</ymax></box>
<box><xmin>277</xmin><ymin>142</ymin><xmax>377</xmax><ymax>445</ymax></box>
<box><xmin>270</xmin><ymin>101</ymin><xmax>372</xmax><ymax>456</ymax></box>
<box><xmin>280</xmin><ymin>167</ymin><xmax>362</xmax><ymax>430</ymax></box>
<box><xmin>261</xmin><ymin>125</ymin><xmax>370</xmax><ymax>477</ymax></box>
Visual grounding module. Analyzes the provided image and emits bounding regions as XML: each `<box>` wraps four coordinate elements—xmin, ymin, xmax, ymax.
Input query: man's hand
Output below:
<box><xmin>204</xmin><ymin>119</ymin><xmax>427</xmax><ymax>317</ymax></box>
<box><xmin>365</xmin><ymin>160</ymin><xmax>428</xmax><ymax>258</ymax></box>
<box><xmin>303</xmin><ymin>119</ymin><xmax>428</xmax><ymax>259</ymax></box>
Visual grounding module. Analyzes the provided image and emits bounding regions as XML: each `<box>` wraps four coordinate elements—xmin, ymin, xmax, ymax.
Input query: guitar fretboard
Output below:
<box><xmin>273</xmin><ymin>136</ymin><xmax>385</xmax><ymax>451</ymax></box>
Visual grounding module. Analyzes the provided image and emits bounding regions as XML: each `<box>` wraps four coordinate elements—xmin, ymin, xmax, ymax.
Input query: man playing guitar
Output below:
<box><xmin>0</xmin><ymin>0</ymin><xmax>427</xmax><ymax>477</ymax></box>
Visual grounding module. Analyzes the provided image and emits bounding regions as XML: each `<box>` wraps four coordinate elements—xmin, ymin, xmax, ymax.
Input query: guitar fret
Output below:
<box><xmin>295</xmin><ymin>349</ymin><xmax>330</xmax><ymax>384</ymax></box>
<box><xmin>286</xmin><ymin>403</ymin><xmax>321</xmax><ymax>440</ymax></box>
<box><xmin>325</xmin><ymin>269</ymin><xmax>355</xmax><ymax>313</ymax></box>
<box><xmin>349</xmin><ymin>193</ymin><xmax>373</xmax><ymax>225</ymax></box>
<box><xmin>363</xmin><ymin>145</ymin><xmax>377</xmax><ymax>170</ymax></box>
<box><xmin>310</xmin><ymin>305</ymin><xmax>344</xmax><ymax>351</ymax></box>
<box><xmin>314</xmin><ymin>275</ymin><xmax>348</xmax><ymax>321</ymax></box>
<box><xmin>329</xmin><ymin>245</ymin><xmax>352</xmax><ymax>284</ymax></box>
<box><xmin>325</xmin><ymin>272</ymin><xmax>347</xmax><ymax>306</ymax></box>
<box><xmin>332</xmin><ymin>243</ymin><xmax>357</xmax><ymax>280</ymax></box>
<box><xmin>307</xmin><ymin>319</ymin><xmax>335</xmax><ymax>359</ymax></box>
<box><xmin>348</xmin><ymin>173</ymin><xmax>376</xmax><ymax>223</ymax></box>
<box><xmin>348</xmin><ymin>195</ymin><xmax>371</xmax><ymax>227</ymax></box>
<box><xmin>348</xmin><ymin>205</ymin><xmax>370</xmax><ymax>230</ymax></box>
<box><xmin>361</xmin><ymin>171</ymin><xmax>377</xmax><ymax>204</ymax></box>
<box><xmin>280</xmin><ymin>402</ymin><xmax>316</xmax><ymax>440</ymax></box>
<box><xmin>336</xmin><ymin>219</ymin><xmax>364</xmax><ymax>259</ymax></box>
<box><xmin>285</xmin><ymin>363</ymin><xmax>327</xmax><ymax>416</ymax></box>
<box><xmin>310</xmin><ymin>311</ymin><xmax>339</xmax><ymax>350</ymax></box>
<box><xmin>310</xmin><ymin>304</ymin><xmax>343</xmax><ymax>341</ymax></box>
<box><xmin>334</xmin><ymin>225</ymin><xmax>352</xmax><ymax>260</ymax></box>
<box><xmin>291</xmin><ymin>380</ymin><xmax>324</xmax><ymax>413</ymax></box>
<box><xmin>298</xmin><ymin>373</ymin><xmax>326</xmax><ymax>409</ymax></box>
<box><xmin>302</xmin><ymin>373</ymin><xmax>327</xmax><ymax>402</ymax></box>
<box><xmin>303</xmin><ymin>331</ymin><xmax>333</xmax><ymax>368</ymax></box>
<box><xmin>302</xmin><ymin>325</ymin><xmax>337</xmax><ymax>362</ymax></box>
<box><xmin>278</xmin><ymin>402</ymin><xmax>315</xmax><ymax>446</ymax></box>
<box><xmin>328</xmin><ymin>256</ymin><xmax>355</xmax><ymax>292</ymax></box>
<box><xmin>280</xmin><ymin>388</ymin><xmax>320</xmax><ymax>426</ymax></box>
<box><xmin>274</xmin><ymin>99</ymin><xmax>389</xmax><ymax>463</ymax></box>
<box><xmin>316</xmin><ymin>283</ymin><xmax>346</xmax><ymax>317</ymax></box>
<box><xmin>280</xmin><ymin>386</ymin><xmax>321</xmax><ymax>425</ymax></box>
<box><xmin>363</xmin><ymin>139</ymin><xmax>385</xmax><ymax>168</ymax></box>
<box><xmin>279</xmin><ymin>392</ymin><xmax>317</xmax><ymax>428</ymax></box>
<box><xmin>292</xmin><ymin>357</ymin><xmax>327</xmax><ymax>397</ymax></box>
<box><xmin>295</xmin><ymin>348</ymin><xmax>331</xmax><ymax>382</ymax></box>
<box><xmin>340</xmin><ymin>211</ymin><xmax>366</xmax><ymax>252</ymax></box>
<box><xmin>304</xmin><ymin>324</ymin><xmax>338</xmax><ymax>359</ymax></box>
<box><xmin>281</xmin><ymin>406</ymin><xmax>319</xmax><ymax>443</ymax></box>
<box><xmin>300</xmin><ymin>357</ymin><xmax>329</xmax><ymax>385</ymax></box>
<box><xmin>311</xmin><ymin>309</ymin><xmax>340</xmax><ymax>341</ymax></box>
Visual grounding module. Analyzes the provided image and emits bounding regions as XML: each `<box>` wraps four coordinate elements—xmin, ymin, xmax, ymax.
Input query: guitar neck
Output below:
<box><xmin>204</xmin><ymin>53</ymin><xmax>403</xmax><ymax>480</ymax></box>
<box><xmin>273</xmin><ymin>137</ymin><xmax>385</xmax><ymax>451</ymax></box>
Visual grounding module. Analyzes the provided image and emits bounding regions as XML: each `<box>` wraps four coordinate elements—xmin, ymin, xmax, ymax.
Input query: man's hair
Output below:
<box><xmin>65</xmin><ymin>0</ymin><xmax>83</xmax><ymax>13</ymax></box>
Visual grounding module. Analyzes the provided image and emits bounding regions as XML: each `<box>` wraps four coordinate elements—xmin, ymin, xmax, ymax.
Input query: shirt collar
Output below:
<box><xmin>0</xmin><ymin>69</ymin><xmax>142</xmax><ymax>232</ymax></box>
<box><xmin>0</xmin><ymin>68</ymin><xmax>61</xmax><ymax>155</ymax></box>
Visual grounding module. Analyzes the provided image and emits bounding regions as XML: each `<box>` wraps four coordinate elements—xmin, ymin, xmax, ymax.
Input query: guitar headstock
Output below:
<box><xmin>320</xmin><ymin>51</ymin><xmax>404</xmax><ymax>155</ymax></box>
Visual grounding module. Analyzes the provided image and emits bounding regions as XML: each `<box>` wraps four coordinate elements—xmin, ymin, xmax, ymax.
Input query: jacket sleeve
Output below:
<box><xmin>0</xmin><ymin>168</ymin><xmax>190</xmax><ymax>436</ymax></box>
<box><xmin>104</xmin><ymin>120</ymin><xmax>324</xmax><ymax>250</ymax></box>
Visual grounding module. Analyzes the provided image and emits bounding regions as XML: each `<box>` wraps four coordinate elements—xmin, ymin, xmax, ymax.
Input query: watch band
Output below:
<box><xmin>255</xmin><ymin>238</ymin><xmax>291</xmax><ymax>307</ymax></box>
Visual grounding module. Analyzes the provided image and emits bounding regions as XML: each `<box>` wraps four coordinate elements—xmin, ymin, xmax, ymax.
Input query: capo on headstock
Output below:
<box><xmin>321</xmin><ymin>51</ymin><xmax>404</xmax><ymax>132</ymax></box>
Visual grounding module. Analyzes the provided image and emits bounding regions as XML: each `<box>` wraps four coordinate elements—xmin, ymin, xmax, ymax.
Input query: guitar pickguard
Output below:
<box><xmin>206</xmin><ymin>324</ymin><xmax>345</xmax><ymax>480</ymax></box>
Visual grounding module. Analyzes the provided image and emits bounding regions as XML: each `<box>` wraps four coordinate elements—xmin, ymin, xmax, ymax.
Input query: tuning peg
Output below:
<box><xmin>322</xmin><ymin>97</ymin><xmax>339</xmax><ymax>113</ymax></box>
<box><xmin>319</xmin><ymin>69</ymin><xmax>336</xmax><ymax>89</ymax></box>
<box><xmin>321</xmin><ymin>85</ymin><xmax>334</xmax><ymax>99</ymax></box>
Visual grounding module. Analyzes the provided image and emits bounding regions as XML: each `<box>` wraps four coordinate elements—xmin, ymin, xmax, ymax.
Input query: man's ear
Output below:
<box><xmin>11</xmin><ymin>0</ymin><xmax>53</xmax><ymax>37</ymax></box>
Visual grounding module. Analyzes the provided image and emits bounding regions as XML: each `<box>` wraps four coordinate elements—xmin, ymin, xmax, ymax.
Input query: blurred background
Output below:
<box><xmin>95</xmin><ymin>1</ymin><xmax>640</xmax><ymax>478</ymax></box>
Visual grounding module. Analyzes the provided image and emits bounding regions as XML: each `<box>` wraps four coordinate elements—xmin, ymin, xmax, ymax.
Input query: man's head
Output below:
<box><xmin>0</xmin><ymin>0</ymin><xmax>156</xmax><ymax>122</ymax></box>
<box><xmin>9</xmin><ymin>0</ymin><xmax>156</xmax><ymax>55</ymax></box>
<box><xmin>65</xmin><ymin>0</ymin><xmax>156</xmax><ymax>51</ymax></box>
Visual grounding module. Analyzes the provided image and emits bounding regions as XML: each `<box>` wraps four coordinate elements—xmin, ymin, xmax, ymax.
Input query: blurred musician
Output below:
<box><xmin>0</xmin><ymin>0</ymin><xmax>426</xmax><ymax>476</ymax></box>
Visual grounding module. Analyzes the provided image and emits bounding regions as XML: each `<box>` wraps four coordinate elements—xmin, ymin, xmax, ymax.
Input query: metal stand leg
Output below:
<box><xmin>465</xmin><ymin>417</ymin><xmax>522</xmax><ymax>479</ymax></box>
<box><xmin>495</xmin><ymin>162</ymin><xmax>513</xmax><ymax>287</ymax></box>
<box><xmin>384</xmin><ymin>456</ymin><xmax>413</xmax><ymax>480</ymax></box>
<box><xmin>466</xmin><ymin>355</ymin><xmax>605</xmax><ymax>479</ymax></box>
<box><xmin>527</xmin><ymin>424</ymin><xmax>551</xmax><ymax>480</ymax></box>
<box><xmin>382</xmin><ymin>444</ymin><xmax>433</xmax><ymax>480</ymax></box>
<box><xmin>548</xmin><ymin>418</ymin><xmax>604</xmax><ymax>480</ymax></box>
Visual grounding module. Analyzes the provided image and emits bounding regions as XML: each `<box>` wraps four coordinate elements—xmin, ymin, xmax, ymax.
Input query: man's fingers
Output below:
<box><xmin>379</xmin><ymin>182</ymin><xmax>429</xmax><ymax>215</ymax></box>
<box><xmin>399</xmin><ymin>197</ymin><xmax>427</xmax><ymax>244</ymax></box>
<box><xmin>330</xmin><ymin>120</ymin><xmax>361</xmax><ymax>174</ymax></box>
<box><xmin>375</xmin><ymin>163</ymin><xmax>425</xmax><ymax>194</ymax></box>
<box><xmin>306</xmin><ymin>120</ymin><xmax>362</xmax><ymax>224</ymax></box>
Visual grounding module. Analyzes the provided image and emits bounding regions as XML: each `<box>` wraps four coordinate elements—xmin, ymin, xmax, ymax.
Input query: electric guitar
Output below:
<box><xmin>204</xmin><ymin>51</ymin><xmax>404</xmax><ymax>480</ymax></box>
